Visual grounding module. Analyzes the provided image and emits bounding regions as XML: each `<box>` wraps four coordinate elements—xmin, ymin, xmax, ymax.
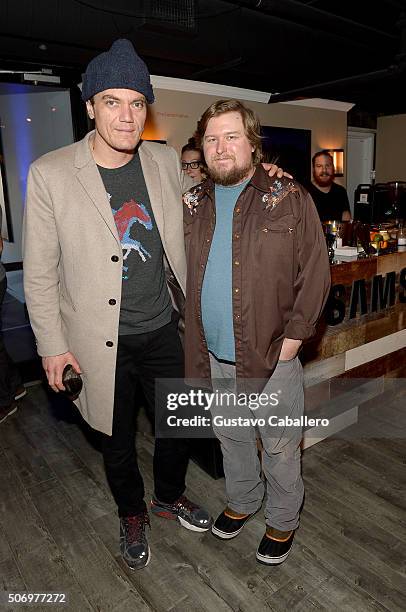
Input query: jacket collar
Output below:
<box><xmin>73</xmin><ymin>133</ymin><xmax>166</xmax><ymax>247</ymax></box>
<box><xmin>73</xmin><ymin>130</ymin><xmax>94</xmax><ymax>168</ymax></box>
<box><xmin>74</xmin><ymin>131</ymin><xmax>119</xmax><ymax>245</ymax></box>
<box><xmin>249</xmin><ymin>164</ymin><xmax>275</xmax><ymax>193</ymax></box>
<box><xmin>138</xmin><ymin>141</ymin><xmax>165</xmax><ymax>242</ymax></box>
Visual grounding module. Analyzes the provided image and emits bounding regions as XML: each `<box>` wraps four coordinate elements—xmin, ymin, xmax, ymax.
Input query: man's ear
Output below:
<box><xmin>86</xmin><ymin>100</ymin><xmax>95</xmax><ymax>120</ymax></box>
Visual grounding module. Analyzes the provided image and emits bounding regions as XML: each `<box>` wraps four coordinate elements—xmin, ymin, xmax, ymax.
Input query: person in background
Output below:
<box><xmin>308</xmin><ymin>150</ymin><xmax>352</xmax><ymax>222</ymax></box>
<box><xmin>0</xmin><ymin>206</ymin><xmax>26</xmax><ymax>424</ymax></box>
<box><xmin>181</xmin><ymin>138</ymin><xmax>206</xmax><ymax>186</ymax></box>
<box><xmin>183</xmin><ymin>99</ymin><xmax>331</xmax><ymax>566</ymax></box>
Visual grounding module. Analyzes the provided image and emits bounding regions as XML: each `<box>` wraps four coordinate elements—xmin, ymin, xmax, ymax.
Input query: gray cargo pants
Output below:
<box><xmin>209</xmin><ymin>353</ymin><xmax>304</xmax><ymax>531</ymax></box>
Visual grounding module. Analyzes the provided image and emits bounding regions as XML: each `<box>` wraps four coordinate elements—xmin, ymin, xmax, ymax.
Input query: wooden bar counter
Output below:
<box><xmin>192</xmin><ymin>250</ymin><xmax>406</xmax><ymax>476</ymax></box>
<box><xmin>301</xmin><ymin>249</ymin><xmax>406</xmax><ymax>445</ymax></box>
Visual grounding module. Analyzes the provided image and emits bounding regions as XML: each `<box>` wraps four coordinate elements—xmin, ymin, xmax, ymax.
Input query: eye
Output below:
<box><xmin>226</xmin><ymin>134</ymin><xmax>236</xmax><ymax>140</ymax></box>
<box><xmin>106</xmin><ymin>99</ymin><xmax>118</xmax><ymax>107</ymax></box>
<box><xmin>205</xmin><ymin>137</ymin><xmax>216</xmax><ymax>143</ymax></box>
<box><xmin>132</xmin><ymin>100</ymin><xmax>145</xmax><ymax>109</ymax></box>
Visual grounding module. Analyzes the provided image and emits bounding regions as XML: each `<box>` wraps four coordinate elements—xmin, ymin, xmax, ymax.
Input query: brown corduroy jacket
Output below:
<box><xmin>183</xmin><ymin>165</ymin><xmax>331</xmax><ymax>388</ymax></box>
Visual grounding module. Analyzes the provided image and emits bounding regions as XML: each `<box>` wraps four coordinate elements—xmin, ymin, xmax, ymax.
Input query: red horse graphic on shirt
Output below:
<box><xmin>113</xmin><ymin>199</ymin><xmax>153</xmax><ymax>277</ymax></box>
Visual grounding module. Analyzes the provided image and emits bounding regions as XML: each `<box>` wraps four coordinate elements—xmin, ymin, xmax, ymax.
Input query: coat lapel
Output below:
<box><xmin>139</xmin><ymin>142</ymin><xmax>165</xmax><ymax>241</ymax></box>
<box><xmin>74</xmin><ymin>132</ymin><xmax>120</xmax><ymax>246</ymax></box>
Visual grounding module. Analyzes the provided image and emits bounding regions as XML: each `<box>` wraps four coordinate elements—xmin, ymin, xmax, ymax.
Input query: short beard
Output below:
<box><xmin>314</xmin><ymin>174</ymin><xmax>334</xmax><ymax>188</ymax></box>
<box><xmin>208</xmin><ymin>160</ymin><xmax>254</xmax><ymax>186</ymax></box>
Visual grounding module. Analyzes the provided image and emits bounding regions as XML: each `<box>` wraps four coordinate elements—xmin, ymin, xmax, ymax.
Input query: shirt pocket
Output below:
<box><xmin>257</xmin><ymin>213</ymin><xmax>296</xmax><ymax>236</ymax></box>
<box><xmin>254</xmin><ymin>215</ymin><xmax>296</xmax><ymax>263</ymax></box>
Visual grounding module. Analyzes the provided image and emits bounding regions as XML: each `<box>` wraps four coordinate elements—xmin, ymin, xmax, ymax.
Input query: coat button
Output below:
<box><xmin>234</xmin><ymin>287</ymin><xmax>240</xmax><ymax>293</ymax></box>
<box><xmin>106</xmin><ymin>341</ymin><xmax>114</xmax><ymax>347</ymax></box>
<box><xmin>234</xmin><ymin>233</ymin><xmax>240</xmax><ymax>239</ymax></box>
<box><xmin>111</xmin><ymin>255</ymin><xmax>119</xmax><ymax>262</ymax></box>
<box><xmin>235</xmin><ymin>207</ymin><xmax>241</xmax><ymax>214</ymax></box>
<box><xmin>234</xmin><ymin>260</ymin><xmax>240</xmax><ymax>266</ymax></box>
<box><xmin>108</xmin><ymin>299</ymin><xmax>116</xmax><ymax>305</ymax></box>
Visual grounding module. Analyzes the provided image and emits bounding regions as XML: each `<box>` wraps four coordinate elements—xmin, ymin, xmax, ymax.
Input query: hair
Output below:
<box><xmin>181</xmin><ymin>136</ymin><xmax>207</xmax><ymax>179</ymax></box>
<box><xmin>195</xmin><ymin>99</ymin><xmax>262</xmax><ymax>165</ymax></box>
<box><xmin>312</xmin><ymin>150</ymin><xmax>334</xmax><ymax>167</ymax></box>
<box><xmin>181</xmin><ymin>137</ymin><xmax>201</xmax><ymax>157</ymax></box>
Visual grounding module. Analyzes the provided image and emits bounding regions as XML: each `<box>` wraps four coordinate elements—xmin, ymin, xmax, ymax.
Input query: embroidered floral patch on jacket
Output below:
<box><xmin>262</xmin><ymin>180</ymin><xmax>298</xmax><ymax>211</ymax></box>
<box><xmin>183</xmin><ymin>185</ymin><xmax>203</xmax><ymax>215</ymax></box>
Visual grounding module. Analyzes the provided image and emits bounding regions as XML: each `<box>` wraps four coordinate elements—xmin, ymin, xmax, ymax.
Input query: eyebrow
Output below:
<box><xmin>101</xmin><ymin>95</ymin><xmax>146</xmax><ymax>103</ymax></box>
<box><xmin>204</xmin><ymin>130</ymin><xmax>241</xmax><ymax>138</ymax></box>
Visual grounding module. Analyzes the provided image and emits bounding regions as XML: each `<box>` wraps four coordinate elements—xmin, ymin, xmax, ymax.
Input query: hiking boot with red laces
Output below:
<box><xmin>151</xmin><ymin>495</ymin><xmax>212</xmax><ymax>532</ymax></box>
<box><xmin>119</xmin><ymin>511</ymin><xmax>151</xmax><ymax>570</ymax></box>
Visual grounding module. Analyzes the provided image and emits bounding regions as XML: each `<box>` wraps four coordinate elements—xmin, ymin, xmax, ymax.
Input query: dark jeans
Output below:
<box><xmin>101</xmin><ymin>317</ymin><xmax>190</xmax><ymax>517</ymax></box>
<box><xmin>0</xmin><ymin>276</ymin><xmax>23</xmax><ymax>407</ymax></box>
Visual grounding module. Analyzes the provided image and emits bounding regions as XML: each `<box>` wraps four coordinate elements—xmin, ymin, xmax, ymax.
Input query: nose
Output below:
<box><xmin>119</xmin><ymin>103</ymin><xmax>133</xmax><ymax>122</ymax></box>
<box><xmin>216</xmin><ymin>138</ymin><xmax>226</xmax><ymax>155</ymax></box>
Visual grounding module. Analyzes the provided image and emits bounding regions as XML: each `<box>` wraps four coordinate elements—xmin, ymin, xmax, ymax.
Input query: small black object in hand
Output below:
<box><xmin>62</xmin><ymin>364</ymin><xmax>83</xmax><ymax>400</ymax></box>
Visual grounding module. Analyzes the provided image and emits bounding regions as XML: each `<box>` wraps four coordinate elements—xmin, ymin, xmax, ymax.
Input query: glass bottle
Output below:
<box><xmin>398</xmin><ymin>223</ymin><xmax>406</xmax><ymax>247</ymax></box>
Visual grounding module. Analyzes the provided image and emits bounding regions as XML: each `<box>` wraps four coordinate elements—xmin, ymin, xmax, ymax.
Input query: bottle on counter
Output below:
<box><xmin>398</xmin><ymin>223</ymin><xmax>406</xmax><ymax>247</ymax></box>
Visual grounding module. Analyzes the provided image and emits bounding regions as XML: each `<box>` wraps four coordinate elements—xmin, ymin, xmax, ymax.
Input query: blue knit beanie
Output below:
<box><xmin>81</xmin><ymin>39</ymin><xmax>154</xmax><ymax>103</ymax></box>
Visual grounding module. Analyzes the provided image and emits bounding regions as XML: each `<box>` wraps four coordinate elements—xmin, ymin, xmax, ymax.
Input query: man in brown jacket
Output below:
<box><xmin>183</xmin><ymin>99</ymin><xmax>331</xmax><ymax>565</ymax></box>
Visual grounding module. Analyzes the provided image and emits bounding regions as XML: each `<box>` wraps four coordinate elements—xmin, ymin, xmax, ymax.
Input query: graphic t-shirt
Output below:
<box><xmin>98</xmin><ymin>154</ymin><xmax>172</xmax><ymax>335</ymax></box>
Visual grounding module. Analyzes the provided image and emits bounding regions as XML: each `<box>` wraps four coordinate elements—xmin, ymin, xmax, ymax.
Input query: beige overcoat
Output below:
<box><xmin>23</xmin><ymin>131</ymin><xmax>188</xmax><ymax>435</ymax></box>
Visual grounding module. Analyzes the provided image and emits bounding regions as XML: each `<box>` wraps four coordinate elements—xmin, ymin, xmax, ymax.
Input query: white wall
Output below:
<box><xmin>143</xmin><ymin>88</ymin><xmax>349</xmax><ymax>188</ymax></box>
<box><xmin>376</xmin><ymin>113</ymin><xmax>406</xmax><ymax>182</ymax></box>
<box><xmin>0</xmin><ymin>86</ymin><xmax>74</xmax><ymax>263</ymax></box>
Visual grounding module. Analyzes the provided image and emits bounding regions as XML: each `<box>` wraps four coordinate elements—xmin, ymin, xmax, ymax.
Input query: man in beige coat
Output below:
<box><xmin>23</xmin><ymin>39</ymin><xmax>211</xmax><ymax>571</ymax></box>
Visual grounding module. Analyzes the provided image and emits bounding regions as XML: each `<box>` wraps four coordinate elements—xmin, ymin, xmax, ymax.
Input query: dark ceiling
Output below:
<box><xmin>1</xmin><ymin>0</ymin><xmax>406</xmax><ymax>117</ymax></box>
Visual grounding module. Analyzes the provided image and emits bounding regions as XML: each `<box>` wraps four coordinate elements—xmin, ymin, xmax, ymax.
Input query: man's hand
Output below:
<box><xmin>262</xmin><ymin>163</ymin><xmax>293</xmax><ymax>180</ymax></box>
<box><xmin>279</xmin><ymin>338</ymin><xmax>302</xmax><ymax>361</ymax></box>
<box><xmin>42</xmin><ymin>352</ymin><xmax>82</xmax><ymax>392</ymax></box>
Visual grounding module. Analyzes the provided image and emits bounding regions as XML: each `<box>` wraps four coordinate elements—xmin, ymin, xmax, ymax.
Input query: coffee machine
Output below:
<box><xmin>354</xmin><ymin>181</ymin><xmax>406</xmax><ymax>223</ymax></box>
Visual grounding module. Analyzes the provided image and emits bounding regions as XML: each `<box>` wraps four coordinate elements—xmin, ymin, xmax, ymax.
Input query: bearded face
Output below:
<box><xmin>203</xmin><ymin>112</ymin><xmax>255</xmax><ymax>187</ymax></box>
<box><xmin>313</xmin><ymin>154</ymin><xmax>335</xmax><ymax>188</ymax></box>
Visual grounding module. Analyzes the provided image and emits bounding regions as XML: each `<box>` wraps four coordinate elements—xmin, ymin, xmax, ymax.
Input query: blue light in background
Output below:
<box><xmin>2</xmin><ymin>83</ymin><xmax>35</xmax><ymax>204</ymax></box>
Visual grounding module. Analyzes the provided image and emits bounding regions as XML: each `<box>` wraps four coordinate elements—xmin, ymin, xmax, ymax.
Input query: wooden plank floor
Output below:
<box><xmin>0</xmin><ymin>384</ymin><xmax>405</xmax><ymax>612</ymax></box>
